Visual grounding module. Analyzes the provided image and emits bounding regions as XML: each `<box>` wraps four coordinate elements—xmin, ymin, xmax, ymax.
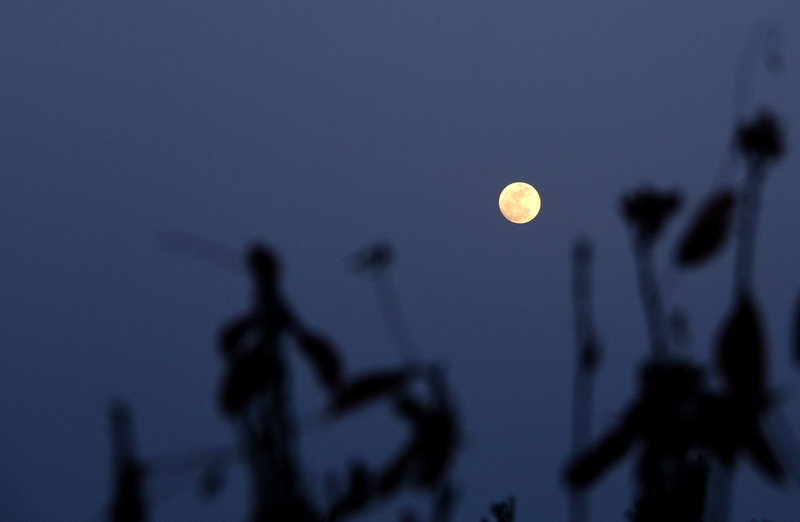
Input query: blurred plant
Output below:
<box><xmin>215</xmin><ymin>245</ymin><xmax>321</xmax><ymax>521</ymax></box>
<box><xmin>106</xmin><ymin>243</ymin><xmax>460</xmax><ymax>522</ymax></box>
<box><xmin>621</xmin><ymin>187</ymin><xmax>682</xmax><ymax>359</ymax></box>
<box><xmin>564</xmin><ymin>105</ymin><xmax>792</xmax><ymax>522</ymax></box>
<box><xmin>215</xmin><ymin>243</ymin><xmax>461</xmax><ymax>521</ymax></box>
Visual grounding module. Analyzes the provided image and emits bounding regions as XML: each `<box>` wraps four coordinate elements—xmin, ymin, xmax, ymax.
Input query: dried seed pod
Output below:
<box><xmin>674</xmin><ymin>189</ymin><xmax>736</xmax><ymax>268</ymax></box>
<box><xmin>620</xmin><ymin>188</ymin><xmax>682</xmax><ymax>245</ymax></box>
<box><xmin>737</xmin><ymin>110</ymin><xmax>784</xmax><ymax>163</ymax></box>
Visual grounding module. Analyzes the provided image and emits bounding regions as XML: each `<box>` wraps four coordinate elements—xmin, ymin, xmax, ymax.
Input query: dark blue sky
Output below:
<box><xmin>2</xmin><ymin>1</ymin><xmax>800</xmax><ymax>520</ymax></box>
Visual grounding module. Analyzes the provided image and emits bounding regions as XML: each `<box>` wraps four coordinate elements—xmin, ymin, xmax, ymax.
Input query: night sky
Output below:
<box><xmin>3</xmin><ymin>2</ymin><xmax>800</xmax><ymax>520</ymax></box>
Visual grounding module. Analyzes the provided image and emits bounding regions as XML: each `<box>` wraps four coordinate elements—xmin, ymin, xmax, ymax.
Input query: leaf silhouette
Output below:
<box><xmin>329</xmin><ymin>368</ymin><xmax>416</xmax><ymax>416</ymax></box>
<box><xmin>674</xmin><ymin>189</ymin><xmax>736</xmax><ymax>268</ymax></box>
<box><xmin>714</xmin><ymin>292</ymin><xmax>767</xmax><ymax>406</ymax></box>
<box><xmin>294</xmin><ymin>330</ymin><xmax>343</xmax><ymax>391</ymax></box>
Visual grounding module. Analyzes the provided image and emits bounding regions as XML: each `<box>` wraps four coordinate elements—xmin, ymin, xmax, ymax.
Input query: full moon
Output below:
<box><xmin>499</xmin><ymin>182</ymin><xmax>541</xmax><ymax>224</ymax></box>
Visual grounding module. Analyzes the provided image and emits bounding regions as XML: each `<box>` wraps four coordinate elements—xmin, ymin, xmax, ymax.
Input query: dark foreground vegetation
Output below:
<box><xmin>105</xmin><ymin>27</ymin><xmax>794</xmax><ymax>522</ymax></box>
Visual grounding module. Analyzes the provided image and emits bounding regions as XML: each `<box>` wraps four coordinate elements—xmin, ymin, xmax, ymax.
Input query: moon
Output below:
<box><xmin>499</xmin><ymin>182</ymin><xmax>541</xmax><ymax>224</ymax></box>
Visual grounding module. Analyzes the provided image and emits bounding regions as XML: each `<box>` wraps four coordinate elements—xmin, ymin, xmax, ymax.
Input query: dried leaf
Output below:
<box><xmin>714</xmin><ymin>293</ymin><xmax>767</xmax><ymax>405</ymax></box>
<box><xmin>674</xmin><ymin>189</ymin><xmax>736</xmax><ymax>267</ymax></box>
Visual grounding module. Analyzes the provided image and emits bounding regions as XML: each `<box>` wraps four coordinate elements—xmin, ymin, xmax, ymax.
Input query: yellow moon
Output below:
<box><xmin>499</xmin><ymin>182</ymin><xmax>541</xmax><ymax>224</ymax></box>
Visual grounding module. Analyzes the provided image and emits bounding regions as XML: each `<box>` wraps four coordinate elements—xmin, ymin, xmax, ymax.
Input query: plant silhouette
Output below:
<box><xmin>107</xmin><ymin>243</ymin><xmax>460</xmax><ymax>522</ymax></box>
<box><xmin>101</xmin><ymin>27</ymin><xmax>798</xmax><ymax>522</ymax></box>
<box><xmin>564</xmin><ymin>107</ymin><xmax>793</xmax><ymax>522</ymax></box>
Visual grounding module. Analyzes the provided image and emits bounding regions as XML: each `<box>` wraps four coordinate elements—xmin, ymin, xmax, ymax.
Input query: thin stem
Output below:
<box><xmin>569</xmin><ymin>238</ymin><xmax>598</xmax><ymax>522</ymax></box>
<box><xmin>634</xmin><ymin>241</ymin><xmax>669</xmax><ymax>359</ymax></box>
<box><xmin>732</xmin><ymin>22</ymin><xmax>783</xmax><ymax>120</ymax></box>
<box><xmin>108</xmin><ymin>401</ymin><xmax>147</xmax><ymax>522</ymax></box>
<box><xmin>374</xmin><ymin>270</ymin><xmax>422</xmax><ymax>362</ymax></box>
<box><xmin>733</xmin><ymin>161</ymin><xmax>766</xmax><ymax>297</ymax></box>
<box><xmin>569</xmin><ymin>370</ymin><xmax>592</xmax><ymax>522</ymax></box>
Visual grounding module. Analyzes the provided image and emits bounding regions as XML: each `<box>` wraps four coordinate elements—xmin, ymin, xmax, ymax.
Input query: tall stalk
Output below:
<box><xmin>634</xmin><ymin>240</ymin><xmax>670</xmax><ymax>359</ymax></box>
<box><xmin>732</xmin><ymin>160</ymin><xmax>766</xmax><ymax>297</ymax></box>
<box><xmin>569</xmin><ymin>238</ymin><xmax>600</xmax><ymax>522</ymax></box>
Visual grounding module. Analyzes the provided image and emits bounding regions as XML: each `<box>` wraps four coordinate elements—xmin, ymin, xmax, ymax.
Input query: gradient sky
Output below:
<box><xmin>3</xmin><ymin>1</ymin><xmax>800</xmax><ymax>520</ymax></box>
